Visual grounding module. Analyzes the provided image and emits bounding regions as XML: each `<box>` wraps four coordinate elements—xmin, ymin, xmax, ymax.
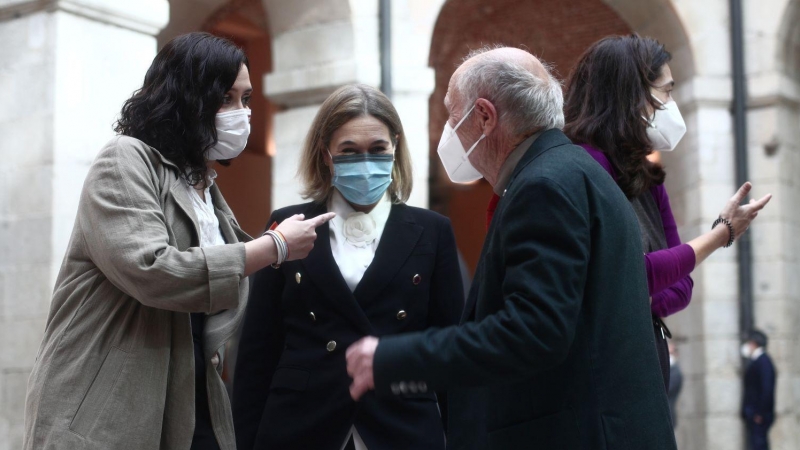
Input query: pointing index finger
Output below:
<box><xmin>308</xmin><ymin>212</ymin><xmax>336</xmax><ymax>228</ymax></box>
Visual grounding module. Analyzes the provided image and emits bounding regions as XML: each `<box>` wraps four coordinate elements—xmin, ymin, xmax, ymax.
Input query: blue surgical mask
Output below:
<box><xmin>330</xmin><ymin>153</ymin><xmax>394</xmax><ymax>206</ymax></box>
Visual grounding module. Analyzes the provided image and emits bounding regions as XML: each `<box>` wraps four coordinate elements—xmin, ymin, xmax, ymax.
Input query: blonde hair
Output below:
<box><xmin>299</xmin><ymin>84</ymin><xmax>413</xmax><ymax>203</ymax></box>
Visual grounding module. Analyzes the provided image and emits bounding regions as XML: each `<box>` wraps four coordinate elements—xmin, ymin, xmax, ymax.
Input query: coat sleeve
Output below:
<box><xmin>646</xmin><ymin>184</ymin><xmax>695</xmax><ymax>317</ymax></box>
<box><xmin>80</xmin><ymin>141</ymin><xmax>246</xmax><ymax>313</ymax></box>
<box><xmin>373</xmin><ymin>177</ymin><xmax>589</xmax><ymax>392</ymax></box>
<box><xmin>755</xmin><ymin>358</ymin><xmax>777</xmax><ymax>418</ymax></box>
<box><xmin>426</xmin><ymin>216</ymin><xmax>465</xmax><ymax>431</ymax></box>
<box><xmin>232</xmin><ymin>218</ymin><xmax>287</xmax><ymax>450</ymax></box>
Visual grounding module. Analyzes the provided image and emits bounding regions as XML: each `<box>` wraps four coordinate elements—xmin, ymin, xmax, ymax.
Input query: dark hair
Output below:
<box><xmin>563</xmin><ymin>34</ymin><xmax>671</xmax><ymax>199</ymax></box>
<box><xmin>748</xmin><ymin>330</ymin><xmax>768</xmax><ymax>348</ymax></box>
<box><xmin>114</xmin><ymin>32</ymin><xmax>248</xmax><ymax>186</ymax></box>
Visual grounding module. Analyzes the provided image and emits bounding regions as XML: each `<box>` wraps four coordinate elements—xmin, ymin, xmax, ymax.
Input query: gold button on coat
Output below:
<box><xmin>396</xmin><ymin>310</ymin><xmax>408</xmax><ymax>320</ymax></box>
<box><xmin>412</xmin><ymin>274</ymin><xmax>421</xmax><ymax>285</ymax></box>
<box><xmin>295</xmin><ymin>272</ymin><xmax>302</xmax><ymax>284</ymax></box>
<box><xmin>309</xmin><ymin>312</ymin><xmax>316</xmax><ymax>322</ymax></box>
<box><xmin>326</xmin><ymin>341</ymin><xmax>337</xmax><ymax>352</ymax></box>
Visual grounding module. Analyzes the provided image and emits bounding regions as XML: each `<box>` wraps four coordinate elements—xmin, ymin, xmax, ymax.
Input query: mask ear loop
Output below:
<box><xmin>642</xmin><ymin>94</ymin><xmax>665</xmax><ymax>127</ymax></box>
<box><xmin>463</xmin><ymin>135</ymin><xmax>486</xmax><ymax>161</ymax></box>
<box><xmin>453</xmin><ymin>105</ymin><xmax>477</xmax><ymax>131</ymax></box>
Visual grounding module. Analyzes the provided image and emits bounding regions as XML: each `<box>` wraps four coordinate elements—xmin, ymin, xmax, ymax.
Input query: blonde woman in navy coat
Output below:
<box><xmin>232</xmin><ymin>84</ymin><xmax>464</xmax><ymax>450</ymax></box>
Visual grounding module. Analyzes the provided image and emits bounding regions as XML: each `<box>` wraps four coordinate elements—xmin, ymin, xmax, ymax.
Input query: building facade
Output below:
<box><xmin>0</xmin><ymin>0</ymin><xmax>798</xmax><ymax>448</ymax></box>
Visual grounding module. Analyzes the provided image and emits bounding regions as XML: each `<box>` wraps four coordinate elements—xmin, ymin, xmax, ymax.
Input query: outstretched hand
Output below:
<box><xmin>346</xmin><ymin>336</ymin><xmax>379</xmax><ymax>401</ymax></box>
<box><xmin>276</xmin><ymin>212</ymin><xmax>336</xmax><ymax>261</ymax></box>
<box><xmin>720</xmin><ymin>182</ymin><xmax>771</xmax><ymax>240</ymax></box>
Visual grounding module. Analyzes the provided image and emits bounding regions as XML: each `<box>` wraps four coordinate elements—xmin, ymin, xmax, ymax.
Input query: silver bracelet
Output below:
<box><xmin>263</xmin><ymin>230</ymin><xmax>287</xmax><ymax>267</ymax></box>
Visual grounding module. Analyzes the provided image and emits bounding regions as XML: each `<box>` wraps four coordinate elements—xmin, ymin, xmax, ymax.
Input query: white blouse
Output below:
<box><xmin>328</xmin><ymin>189</ymin><xmax>391</xmax><ymax>450</ymax></box>
<box><xmin>328</xmin><ymin>189</ymin><xmax>392</xmax><ymax>292</ymax></box>
<box><xmin>185</xmin><ymin>169</ymin><xmax>226</xmax><ymax>248</ymax></box>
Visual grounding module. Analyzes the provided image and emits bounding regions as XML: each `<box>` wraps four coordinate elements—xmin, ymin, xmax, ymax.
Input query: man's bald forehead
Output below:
<box><xmin>466</xmin><ymin>47</ymin><xmax>548</xmax><ymax>79</ymax></box>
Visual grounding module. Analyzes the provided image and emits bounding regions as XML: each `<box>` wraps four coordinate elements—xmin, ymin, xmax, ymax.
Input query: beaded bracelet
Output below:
<box><xmin>262</xmin><ymin>230</ymin><xmax>288</xmax><ymax>268</ymax></box>
<box><xmin>712</xmin><ymin>216</ymin><xmax>735</xmax><ymax>248</ymax></box>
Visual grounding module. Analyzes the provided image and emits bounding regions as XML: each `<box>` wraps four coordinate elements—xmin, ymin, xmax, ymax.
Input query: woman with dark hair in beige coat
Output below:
<box><xmin>23</xmin><ymin>32</ymin><xmax>333</xmax><ymax>450</ymax></box>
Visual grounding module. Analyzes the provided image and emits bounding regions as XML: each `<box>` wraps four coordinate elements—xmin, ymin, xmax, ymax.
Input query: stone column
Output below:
<box><xmin>0</xmin><ymin>1</ymin><xmax>168</xmax><ymax>447</ymax></box>
<box><xmin>383</xmin><ymin>0</ymin><xmax>444</xmax><ymax>208</ymax></box>
<box><xmin>744</xmin><ymin>0</ymin><xmax>800</xmax><ymax>447</ymax></box>
<box><xmin>265</xmin><ymin>0</ymin><xmax>378</xmax><ymax>209</ymax></box>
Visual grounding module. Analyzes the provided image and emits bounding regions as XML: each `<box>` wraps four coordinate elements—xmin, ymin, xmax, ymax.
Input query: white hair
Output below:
<box><xmin>455</xmin><ymin>46</ymin><xmax>565</xmax><ymax>136</ymax></box>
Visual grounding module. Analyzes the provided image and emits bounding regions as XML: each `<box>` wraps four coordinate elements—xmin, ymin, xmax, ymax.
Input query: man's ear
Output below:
<box><xmin>474</xmin><ymin>98</ymin><xmax>498</xmax><ymax>136</ymax></box>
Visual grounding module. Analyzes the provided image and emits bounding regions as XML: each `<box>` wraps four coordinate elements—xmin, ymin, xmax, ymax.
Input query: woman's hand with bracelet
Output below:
<box><xmin>718</xmin><ymin>182</ymin><xmax>772</xmax><ymax>241</ymax></box>
<box><xmin>274</xmin><ymin>212</ymin><xmax>336</xmax><ymax>261</ymax></box>
<box><xmin>244</xmin><ymin>212</ymin><xmax>335</xmax><ymax>276</ymax></box>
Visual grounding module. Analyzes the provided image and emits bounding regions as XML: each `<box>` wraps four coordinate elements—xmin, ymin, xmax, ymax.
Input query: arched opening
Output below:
<box><xmin>428</xmin><ymin>0</ymin><xmax>632</xmax><ymax>274</ymax></box>
<box><xmin>204</xmin><ymin>0</ymin><xmax>276</xmax><ymax>237</ymax></box>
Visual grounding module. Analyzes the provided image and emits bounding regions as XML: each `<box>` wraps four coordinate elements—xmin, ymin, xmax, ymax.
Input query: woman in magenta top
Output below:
<box><xmin>561</xmin><ymin>35</ymin><xmax>772</xmax><ymax>391</ymax></box>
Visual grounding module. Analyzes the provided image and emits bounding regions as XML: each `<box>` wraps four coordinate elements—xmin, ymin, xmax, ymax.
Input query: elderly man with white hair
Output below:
<box><xmin>346</xmin><ymin>46</ymin><xmax>677</xmax><ymax>450</ymax></box>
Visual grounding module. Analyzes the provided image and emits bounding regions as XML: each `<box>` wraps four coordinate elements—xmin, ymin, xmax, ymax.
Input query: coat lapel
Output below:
<box><xmin>353</xmin><ymin>204</ymin><xmax>423</xmax><ymax>309</ymax></box>
<box><xmin>210</xmin><ymin>185</ymin><xmax>253</xmax><ymax>244</ymax></box>
<box><xmin>169</xmin><ymin>182</ymin><xmax>202</xmax><ymax>246</ymax></box>
<box><xmin>299</xmin><ymin>203</ymin><xmax>376</xmax><ymax>336</ymax></box>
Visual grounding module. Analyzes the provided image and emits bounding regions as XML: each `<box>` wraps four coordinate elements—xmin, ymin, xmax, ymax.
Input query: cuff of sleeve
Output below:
<box><xmin>202</xmin><ymin>242</ymin><xmax>246</xmax><ymax>313</ymax></box>
<box><xmin>374</xmin><ymin>333</ymin><xmax>426</xmax><ymax>398</ymax></box>
<box><xmin>674</xmin><ymin>243</ymin><xmax>696</xmax><ymax>274</ymax></box>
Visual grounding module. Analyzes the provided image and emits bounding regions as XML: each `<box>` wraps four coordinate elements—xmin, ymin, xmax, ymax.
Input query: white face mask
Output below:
<box><xmin>437</xmin><ymin>105</ymin><xmax>486</xmax><ymax>183</ymax></box>
<box><xmin>740</xmin><ymin>343</ymin><xmax>752</xmax><ymax>359</ymax></box>
<box><xmin>643</xmin><ymin>95</ymin><xmax>686</xmax><ymax>152</ymax></box>
<box><xmin>207</xmin><ymin>108</ymin><xmax>251</xmax><ymax>160</ymax></box>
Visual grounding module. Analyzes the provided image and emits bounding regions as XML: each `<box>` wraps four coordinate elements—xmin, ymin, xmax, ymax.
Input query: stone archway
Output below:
<box><xmin>427</xmin><ymin>0</ymin><xmax>632</xmax><ymax>274</ymax></box>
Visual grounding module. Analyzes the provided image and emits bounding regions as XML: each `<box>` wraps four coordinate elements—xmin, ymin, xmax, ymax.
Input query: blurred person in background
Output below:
<box><xmin>232</xmin><ymin>84</ymin><xmax>463</xmax><ymax>450</ymax></box>
<box><xmin>741</xmin><ymin>329</ymin><xmax>776</xmax><ymax>450</ymax></box>
<box><xmin>23</xmin><ymin>32</ymin><xmax>332</xmax><ymax>450</ymax></box>
<box><xmin>563</xmin><ymin>34</ymin><xmax>771</xmax><ymax>392</ymax></box>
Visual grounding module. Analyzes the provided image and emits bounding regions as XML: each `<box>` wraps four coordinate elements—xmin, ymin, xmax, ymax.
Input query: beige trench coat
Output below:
<box><xmin>23</xmin><ymin>136</ymin><xmax>252</xmax><ymax>450</ymax></box>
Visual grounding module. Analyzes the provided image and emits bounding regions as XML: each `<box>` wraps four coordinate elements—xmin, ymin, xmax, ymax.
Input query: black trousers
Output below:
<box><xmin>653</xmin><ymin>317</ymin><xmax>671</xmax><ymax>393</ymax></box>
<box><xmin>747</xmin><ymin>422</ymin><xmax>770</xmax><ymax>450</ymax></box>
<box><xmin>191</xmin><ymin>313</ymin><xmax>222</xmax><ymax>450</ymax></box>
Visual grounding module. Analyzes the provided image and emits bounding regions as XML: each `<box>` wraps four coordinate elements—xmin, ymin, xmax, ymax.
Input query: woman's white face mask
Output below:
<box><xmin>643</xmin><ymin>95</ymin><xmax>686</xmax><ymax>152</ymax></box>
<box><xmin>207</xmin><ymin>108</ymin><xmax>251</xmax><ymax>160</ymax></box>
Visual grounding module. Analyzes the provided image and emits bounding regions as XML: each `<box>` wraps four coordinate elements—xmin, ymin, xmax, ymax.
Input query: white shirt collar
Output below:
<box><xmin>751</xmin><ymin>347</ymin><xmax>765</xmax><ymax>361</ymax></box>
<box><xmin>329</xmin><ymin>189</ymin><xmax>392</xmax><ymax>238</ymax></box>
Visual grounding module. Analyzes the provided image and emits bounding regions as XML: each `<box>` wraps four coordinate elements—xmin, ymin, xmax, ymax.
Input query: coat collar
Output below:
<box><xmin>506</xmin><ymin>128</ymin><xmax>572</xmax><ymax>190</ymax></box>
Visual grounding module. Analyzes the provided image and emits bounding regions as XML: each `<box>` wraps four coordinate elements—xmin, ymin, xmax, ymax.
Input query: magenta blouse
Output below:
<box><xmin>581</xmin><ymin>145</ymin><xmax>695</xmax><ymax>318</ymax></box>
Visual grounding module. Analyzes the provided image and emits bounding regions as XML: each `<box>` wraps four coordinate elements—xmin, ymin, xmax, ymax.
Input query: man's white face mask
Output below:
<box><xmin>437</xmin><ymin>105</ymin><xmax>486</xmax><ymax>183</ymax></box>
<box><xmin>643</xmin><ymin>94</ymin><xmax>686</xmax><ymax>152</ymax></box>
